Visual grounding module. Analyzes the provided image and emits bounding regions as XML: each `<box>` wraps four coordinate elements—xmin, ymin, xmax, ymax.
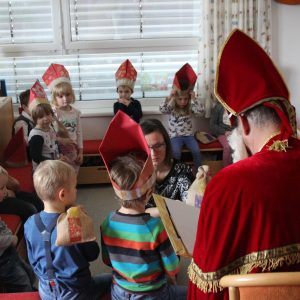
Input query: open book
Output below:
<box><xmin>153</xmin><ymin>194</ymin><xmax>200</xmax><ymax>258</ymax></box>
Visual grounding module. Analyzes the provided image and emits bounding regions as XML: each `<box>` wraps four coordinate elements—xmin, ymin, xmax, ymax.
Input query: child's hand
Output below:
<box><xmin>60</xmin><ymin>155</ymin><xmax>72</xmax><ymax>164</ymax></box>
<box><xmin>7</xmin><ymin>175</ymin><xmax>21</xmax><ymax>193</ymax></box>
<box><xmin>75</xmin><ymin>153</ymin><xmax>83</xmax><ymax>165</ymax></box>
<box><xmin>169</xmin><ymin>275</ymin><xmax>178</xmax><ymax>285</ymax></box>
<box><xmin>57</xmin><ymin>137</ymin><xmax>73</xmax><ymax>145</ymax></box>
<box><xmin>7</xmin><ymin>189</ymin><xmax>16</xmax><ymax>198</ymax></box>
<box><xmin>145</xmin><ymin>207</ymin><xmax>160</xmax><ymax>218</ymax></box>
<box><xmin>11</xmin><ymin>235</ymin><xmax>18</xmax><ymax>247</ymax></box>
<box><xmin>190</xmin><ymin>91</ymin><xmax>196</xmax><ymax>101</ymax></box>
<box><xmin>119</xmin><ymin>98</ymin><xmax>131</xmax><ymax>106</ymax></box>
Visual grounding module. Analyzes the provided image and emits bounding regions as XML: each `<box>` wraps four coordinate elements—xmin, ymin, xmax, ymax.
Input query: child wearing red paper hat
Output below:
<box><xmin>42</xmin><ymin>63</ymin><xmax>83</xmax><ymax>173</ymax></box>
<box><xmin>12</xmin><ymin>89</ymin><xmax>35</xmax><ymax>147</ymax></box>
<box><xmin>99</xmin><ymin>111</ymin><xmax>187</xmax><ymax>299</ymax></box>
<box><xmin>113</xmin><ymin>59</ymin><xmax>143</xmax><ymax>123</ymax></box>
<box><xmin>188</xmin><ymin>29</ymin><xmax>300</xmax><ymax>300</ymax></box>
<box><xmin>160</xmin><ymin>63</ymin><xmax>204</xmax><ymax>172</ymax></box>
<box><xmin>28</xmin><ymin>80</ymin><xmax>60</xmax><ymax>172</ymax></box>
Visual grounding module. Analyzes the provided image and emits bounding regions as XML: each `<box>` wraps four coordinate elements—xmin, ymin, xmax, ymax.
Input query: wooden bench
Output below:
<box><xmin>77</xmin><ymin>139</ymin><xmax>110</xmax><ymax>185</ymax></box>
<box><xmin>182</xmin><ymin>139</ymin><xmax>223</xmax><ymax>175</ymax></box>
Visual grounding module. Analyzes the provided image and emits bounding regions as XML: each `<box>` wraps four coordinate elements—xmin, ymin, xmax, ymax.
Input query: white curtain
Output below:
<box><xmin>198</xmin><ymin>0</ymin><xmax>272</xmax><ymax>117</ymax></box>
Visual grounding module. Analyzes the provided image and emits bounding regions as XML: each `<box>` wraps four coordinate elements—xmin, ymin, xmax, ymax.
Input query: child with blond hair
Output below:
<box><xmin>99</xmin><ymin>111</ymin><xmax>187</xmax><ymax>300</ymax></box>
<box><xmin>43</xmin><ymin>63</ymin><xmax>83</xmax><ymax>171</ymax></box>
<box><xmin>24</xmin><ymin>160</ymin><xmax>111</xmax><ymax>300</ymax></box>
<box><xmin>160</xmin><ymin>63</ymin><xmax>204</xmax><ymax>172</ymax></box>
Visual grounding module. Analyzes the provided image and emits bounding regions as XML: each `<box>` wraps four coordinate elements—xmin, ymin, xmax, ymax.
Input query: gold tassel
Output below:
<box><xmin>187</xmin><ymin>245</ymin><xmax>300</xmax><ymax>294</ymax></box>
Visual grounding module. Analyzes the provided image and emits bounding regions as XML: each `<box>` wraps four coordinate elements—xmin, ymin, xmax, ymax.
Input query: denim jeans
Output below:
<box><xmin>111</xmin><ymin>283</ymin><xmax>187</xmax><ymax>300</ymax></box>
<box><xmin>171</xmin><ymin>136</ymin><xmax>202</xmax><ymax>170</ymax></box>
<box><xmin>0</xmin><ymin>247</ymin><xmax>35</xmax><ymax>292</ymax></box>
<box><xmin>38</xmin><ymin>273</ymin><xmax>112</xmax><ymax>300</ymax></box>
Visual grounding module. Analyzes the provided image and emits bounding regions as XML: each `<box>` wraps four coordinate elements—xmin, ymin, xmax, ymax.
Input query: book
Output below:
<box><xmin>153</xmin><ymin>193</ymin><xmax>200</xmax><ymax>257</ymax></box>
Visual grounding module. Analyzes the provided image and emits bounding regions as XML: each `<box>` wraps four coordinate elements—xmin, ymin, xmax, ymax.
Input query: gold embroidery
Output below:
<box><xmin>258</xmin><ymin>130</ymin><xmax>281</xmax><ymax>152</ymax></box>
<box><xmin>188</xmin><ymin>243</ymin><xmax>300</xmax><ymax>293</ymax></box>
<box><xmin>268</xmin><ymin>139</ymin><xmax>289</xmax><ymax>152</ymax></box>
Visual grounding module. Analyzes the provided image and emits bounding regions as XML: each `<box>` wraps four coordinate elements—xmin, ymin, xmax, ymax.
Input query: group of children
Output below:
<box><xmin>1</xmin><ymin>114</ymin><xmax>188</xmax><ymax>299</ymax></box>
<box><xmin>11</xmin><ymin>60</ymin><xmax>204</xmax><ymax>177</ymax></box>
<box><xmin>1</xmin><ymin>60</ymin><xmax>208</xmax><ymax>298</ymax></box>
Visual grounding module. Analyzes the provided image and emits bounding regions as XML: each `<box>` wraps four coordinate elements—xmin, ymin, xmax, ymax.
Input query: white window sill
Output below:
<box><xmin>73</xmin><ymin>98</ymin><xmax>162</xmax><ymax>117</ymax></box>
<box><xmin>13</xmin><ymin>98</ymin><xmax>163</xmax><ymax>118</ymax></box>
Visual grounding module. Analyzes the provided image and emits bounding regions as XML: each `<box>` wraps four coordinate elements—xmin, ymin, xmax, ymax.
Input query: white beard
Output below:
<box><xmin>228</xmin><ymin>128</ymin><xmax>249</xmax><ymax>163</ymax></box>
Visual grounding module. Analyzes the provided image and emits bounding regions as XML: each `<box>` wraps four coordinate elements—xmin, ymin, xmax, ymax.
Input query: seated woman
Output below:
<box><xmin>141</xmin><ymin>119</ymin><xmax>195</xmax><ymax>209</ymax></box>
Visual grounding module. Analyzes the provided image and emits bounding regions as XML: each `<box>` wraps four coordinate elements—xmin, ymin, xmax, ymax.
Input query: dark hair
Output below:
<box><xmin>31</xmin><ymin>103</ymin><xmax>54</xmax><ymax>124</ymax></box>
<box><xmin>140</xmin><ymin>118</ymin><xmax>173</xmax><ymax>167</ymax></box>
<box><xmin>19</xmin><ymin>90</ymin><xmax>30</xmax><ymax>107</ymax></box>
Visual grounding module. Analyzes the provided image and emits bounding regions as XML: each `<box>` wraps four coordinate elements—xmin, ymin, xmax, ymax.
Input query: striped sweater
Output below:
<box><xmin>100</xmin><ymin>211</ymin><xmax>180</xmax><ymax>292</ymax></box>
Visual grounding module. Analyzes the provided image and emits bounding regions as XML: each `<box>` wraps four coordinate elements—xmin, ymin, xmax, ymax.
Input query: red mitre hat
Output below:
<box><xmin>172</xmin><ymin>63</ymin><xmax>197</xmax><ymax>94</ymax></box>
<box><xmin>4</xmin><ymin>128</ymin><xmax>28</xmax><ymax>167</ymax></box>
<box><xmin>215</xmin><ymin>29</ymin><xmax>295</xmax><ymax>140</ymax></box>
<box><xmin>99</xmin><ymin>111</ymin><xmax>155</xmax><ymax>201</ymax></box>
<box><xmin>29</xmin><ymin>80</ymin><xmax>49</xmax><ymax>112</ymax></box>
<box><xmin>42</xmin><ymin>63</ymin><xmax>71</xmax><ymax>91</ymax></box>
<box><xmin>115</xmin><ymin>59</ymin><xmax>137</xmax><ymax>91</ymax></box>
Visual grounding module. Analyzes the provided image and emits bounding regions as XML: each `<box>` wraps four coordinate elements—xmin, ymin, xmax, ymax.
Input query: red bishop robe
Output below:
<box><xmin>188</xmin><ymin>136</ymin><xmax>300</xmax><ymax>300</ymax></box>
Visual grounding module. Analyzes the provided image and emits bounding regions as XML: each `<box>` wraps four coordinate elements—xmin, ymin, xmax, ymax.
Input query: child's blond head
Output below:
<box><xmin>110</xmin><ymin>153</ymin><xmax>150</xmax><ymax>209</ymax></box>
<box><xmin>51</xmin><ymin>82</ymin><xmax>75</xmax><ymax>106</ymax></box>
<box><xmin>33</xmin><ymin>160</ymin><xmax>76</xmax><ymax>202</ymax></box>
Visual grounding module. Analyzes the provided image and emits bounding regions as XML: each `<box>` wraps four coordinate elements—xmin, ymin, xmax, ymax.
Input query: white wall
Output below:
<box><xmin>272</xmin><ymin>2</ymin><xmax>300</xmax><ymax>125</ymax></box>
<box><xmin>80</xmin><ymin>2</ymin><xmax>300</xmax><ymax>140</ymax></box>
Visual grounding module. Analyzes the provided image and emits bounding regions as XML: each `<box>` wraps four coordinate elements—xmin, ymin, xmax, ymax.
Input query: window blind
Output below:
<box><xmin>0</xmin><ymin>50</ymin><xmax>198</xmax><ymax>102</ymax></box>
<box><xmin>0</xmin><ymin>0</ymin><xmax>53</xmax><ymax>44</ymax></box>
<box><xmin>69</xmin><ymin>0</ymin><xmax>202</xmax><ymax>41</ymax></box>
<box><xmin>0</xmin><ymin>0</ymin><xmax>202</xmax><ymax>103</ymax></box>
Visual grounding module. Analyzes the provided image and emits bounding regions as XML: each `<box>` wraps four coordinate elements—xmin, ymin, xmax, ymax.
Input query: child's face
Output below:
<box><xmin>36</xmin><ymin>113</ymin><xmax>53</xmax><ymax>130</ymax></box>
<box><xmin>55</xmin><ymin>92</ymin><xmax>73</xmax><ymax>109</ymax></box>
<box><xmin>176</xmin><ymin>94</ymin><xmax>190</xmax><ymax>108</ymax></box>
<box><xmin>117</xmin><ymin>86</ymin><xmax>132</xmax><ymax>101</ymax></box>
<box><xmin>22</xmin><ymin>104</ymin><xmax>31</xmax><ymax>115</ymax></box>
<box><xmin>0</xmin><ymin>174</ymin><xmax>8</xmax><ymax>202</ymax></box>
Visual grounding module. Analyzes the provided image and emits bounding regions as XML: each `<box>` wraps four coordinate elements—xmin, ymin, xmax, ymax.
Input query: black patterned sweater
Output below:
<box><xmin>147</xmin><ymin>161</ymin><xmax>195</xmax><ymax>207</ymax></box>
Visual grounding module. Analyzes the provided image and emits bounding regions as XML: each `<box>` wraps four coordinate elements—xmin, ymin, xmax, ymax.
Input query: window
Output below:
<box><xmin>0</xmin><ymin>0</ymin><xmax>202</xmax><ymax>103</ymax></box>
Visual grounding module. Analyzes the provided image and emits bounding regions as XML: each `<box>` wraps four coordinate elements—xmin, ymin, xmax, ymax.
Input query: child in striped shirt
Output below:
<box><xmin>100</xmin><ymin>154</ymin><xmax>187</xmax><ymax>300</ymax></box>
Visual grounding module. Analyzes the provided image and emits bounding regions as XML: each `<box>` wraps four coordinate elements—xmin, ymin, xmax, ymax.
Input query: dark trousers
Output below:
<box><xmin>0</xmin><ymin>246</ymin><xmax>35</xmax><ymax>292</ymax></box>
<box><xmin>0</xmin><ymin>191</ymin><xmax>43</xmax><ymax>222</ymax></box>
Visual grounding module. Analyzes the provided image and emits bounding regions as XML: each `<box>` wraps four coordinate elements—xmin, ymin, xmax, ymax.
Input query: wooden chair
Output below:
<box><xmin>220</xmin><ymin>272</ymin><xmax>300</xmax><ymax>300</ymax></box>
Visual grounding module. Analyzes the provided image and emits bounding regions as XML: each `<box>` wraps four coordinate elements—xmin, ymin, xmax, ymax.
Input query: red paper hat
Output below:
<box><xmin>29</xmin><ymin>80</ymin><xmax>49</xmax><ymax>112</ymax></box>
<box><xmin>42</xmin><ymin>63</ymin><xmax>71</xmax><ymax>91</ymax></box>
<box><xmin>115</xmin><ymin>59</ymin><xmax>137</xmax><ymax>91</ymax></box>
<box><xmin>215</xmin><ymin>29</ymin><xmax>295</xmax><ymax>140</ymax></box>
<box><xmin>4</xmin><ymin>128</ymin><xmax>28</xmax><ymax>167</ymax></box>
<box><xmin>99</xmin><ymin>111</ymin><xmax>155</xmax><ymax>200</ymax></box>
<box><xmin>172</xmin><ymin>63</ymin><xmax>197</xmax><ymax>93</ymax></box>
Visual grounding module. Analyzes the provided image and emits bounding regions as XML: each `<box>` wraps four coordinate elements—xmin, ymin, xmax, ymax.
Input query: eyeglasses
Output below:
<box><xmin>148</xmin><ymin>142</ymin><xmax>166</xmax><ymax>151</ymax></box>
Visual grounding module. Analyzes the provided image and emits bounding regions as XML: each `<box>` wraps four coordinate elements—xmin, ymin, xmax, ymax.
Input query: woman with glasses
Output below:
<box><xmin>141</xmin><ymin>118</ymin><xmax>195</xmax><ymax>209</ymax></box>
